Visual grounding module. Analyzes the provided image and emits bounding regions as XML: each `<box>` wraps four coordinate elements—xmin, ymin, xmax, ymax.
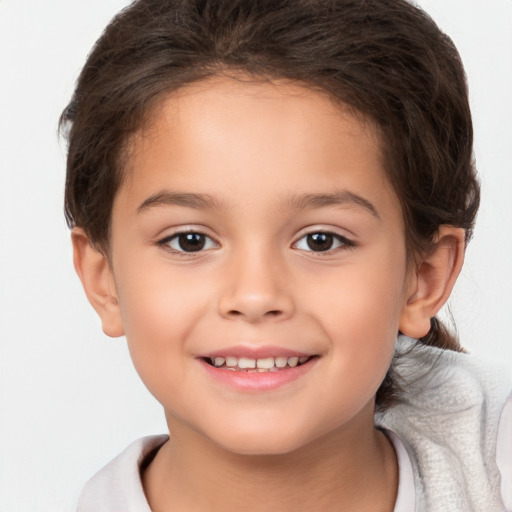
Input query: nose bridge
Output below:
<box><xmin>218</xmin><ymin>241</ymin><xmax>294</xmax><ymax>322</ymax></box>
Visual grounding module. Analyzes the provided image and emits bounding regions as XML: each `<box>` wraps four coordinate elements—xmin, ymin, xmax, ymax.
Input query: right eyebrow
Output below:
<box><xmin>287</xmin><ymin>190</ymin><xmax>380</xmax><ymax>219</ymax></box>
<box><xmin>136</xmin><ymin>191</ymin><xmax>222</xmax><ymax>213</ymax></box>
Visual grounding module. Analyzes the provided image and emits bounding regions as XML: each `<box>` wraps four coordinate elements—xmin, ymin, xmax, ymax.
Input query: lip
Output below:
<box><xmin>199</xmin><ymin>345</ymin><xmax>313</xmax><ymax>360</ymax></box>
<box><xmin>198</xmin><ymin>354</ymin><xmax>319</xmax><ymax>392</ymax></box>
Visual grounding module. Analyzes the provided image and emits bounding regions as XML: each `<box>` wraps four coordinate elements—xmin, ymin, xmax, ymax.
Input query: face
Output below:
<box><xmin>108</xmin><ymin>77</ymin><xmax>411</xmax><ymax>455</ymax></box>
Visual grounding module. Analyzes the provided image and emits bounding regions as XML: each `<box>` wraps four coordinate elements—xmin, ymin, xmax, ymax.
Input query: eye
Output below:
<box><xmin>159</xmin><ymin>232</ymin><xmax>218</xmax><ymax>253</ymax></box>
<box><xmin>294</xmin><ymin>231</ymin><xmax>352</xmax><ymax>253</ymax></box>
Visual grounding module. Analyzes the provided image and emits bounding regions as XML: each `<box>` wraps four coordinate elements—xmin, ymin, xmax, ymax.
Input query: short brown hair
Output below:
<box><xmin>60</xmin><ymin>0</ymin><xmax>480</xmax><ymax>408</ymax></box>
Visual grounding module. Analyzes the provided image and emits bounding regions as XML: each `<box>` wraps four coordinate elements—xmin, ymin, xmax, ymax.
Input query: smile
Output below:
<box><xmin>205</xmin><ymin>355</ymin><xmax>313</xmax><ymax>372</ymax></box>
<box><xmin>199</xmin><ymin>351</ymin><xmax>319</xmax><ymax>391</ymax></box>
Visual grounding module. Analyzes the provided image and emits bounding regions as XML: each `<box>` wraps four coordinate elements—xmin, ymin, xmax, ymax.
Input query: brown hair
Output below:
<box><xmin>60</xmin><ymin>0</ymin><xmax>479</xmax><ymax>408</ymax></box>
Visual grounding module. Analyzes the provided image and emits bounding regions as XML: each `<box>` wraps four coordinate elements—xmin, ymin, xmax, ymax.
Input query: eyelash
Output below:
<box><xmin>156</xmin><ymin>229</ymin><xmax>355</xmax><ymax>255</ymax></box>
<box><xmin>157</xmin><ymin>230</ymin><xmax>219</xmax><ymax>255</ymax></box>
<box><xmin>292</xmin><ymin>231</ymin><xmax>355</xmax><ymax>254</ymax></box>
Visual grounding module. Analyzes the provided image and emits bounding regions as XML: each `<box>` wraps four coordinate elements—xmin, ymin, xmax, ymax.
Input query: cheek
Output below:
<box><xmin>308</xmin><ymin>255</ymin><xmax>405</xmax><ymax>333</ymax></box>
<box><xmin>309</xmin><ymin>249</ymin><xmax>406</xmax><ymax>392</ymax></box>
<box><xmin>116</xmin><ymin>254</ymin><xmax>212</xmax><ymax>330</ymax></box>
<box><xmin>113</xmin><ymin>264</ymin><xmax>212</xmax><ymax>387</ymax></box>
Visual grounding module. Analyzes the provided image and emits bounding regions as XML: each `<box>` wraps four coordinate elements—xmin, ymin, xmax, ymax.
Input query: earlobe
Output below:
<box><xmin>71</xmin><ymin>228</ymin><xmax>125</xmax><ymax>338</ymax></box>
<box><xmin>399</xmin><ymin>226</ymin><xmax>465</xmax><ymax>339</ymax></box>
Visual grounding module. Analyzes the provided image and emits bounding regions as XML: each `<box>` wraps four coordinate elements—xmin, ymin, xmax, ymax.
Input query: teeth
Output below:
<box><xmin>275</xmin><ymin>357</ymin><xmax>288</xmax><ymax>368</ymax></box>
<box><xmin>214</xmin><ymin>357</ymin><xmax>225</xmax><ymax>367</ymax></box>
<box><xmin>238</xmin><ymin>357</ymin><xmax>256</xmax><ymax>369</ymax></box>
<box><xmin>288</xmin><ymin>356</ymin><xmax>299</xmax><ymax>367</ymax></box>
<box><xmin>256</xmin><ymin>357</ymin><xmax>275</xmax><ymax>369</ymax></box>
<box><xmin>210</xmin><ymin>355</ymin><xmax>311</xmax><ymax>371</ymax></box>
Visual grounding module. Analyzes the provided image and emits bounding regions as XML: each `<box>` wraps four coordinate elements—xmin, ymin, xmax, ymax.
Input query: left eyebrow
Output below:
<box><xmin>286</xmin><ymin>190</ymin><xmax>380</xmax><ymax>219</ymax></box>
<box><xmin>137</xmin><ymin>191</ymin><xmax>222</xmax><ymax>213</ymax></box>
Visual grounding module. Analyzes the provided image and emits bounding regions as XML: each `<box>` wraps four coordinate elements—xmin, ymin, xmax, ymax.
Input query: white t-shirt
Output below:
<box><xmin>76</xmin><ymin>433</ymin><xmax>416</xmax><ymax>512</ymax></box>
<box><xmin>76</xmin><ymin>399</ymin><xmax>512</xmax><ymax>512</ymax></box>
<box><xmin>77</xmin><ymin>338</ymin><xmax>512</xmax><ymax>511</ymax></box>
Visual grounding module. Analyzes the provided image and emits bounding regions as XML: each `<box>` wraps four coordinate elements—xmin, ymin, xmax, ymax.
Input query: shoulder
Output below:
<box><xmin>376</xmin><ymin>337</ymin><xmax>512</xmax><ymax>512</ymax></box>
<box><xmin>498</xmin><ymin>395</ymin><xmax>512</xmax><ymax>511</ymax></box>
<box><xmin>379</xmin><ymin>336</ymin><xmax>512</xmax><ymax>418</ymax></box>
<box><xmin>76</xmin><ymin>434</ymin><xmax>168</xmax><ymax>512</ymax></box>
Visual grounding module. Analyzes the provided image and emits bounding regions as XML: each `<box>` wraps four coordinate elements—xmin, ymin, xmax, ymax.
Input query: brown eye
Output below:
<box><xmin>294</xmin><ymin>231</ymin><xmax>352</xmax><ymax>253</ymax></box>
<box><xmin>177</xmin><ymin>233</ymin><xmax>206</xmax><ymax>251</ymax></box>
<box><xmin>162</xmin><ymin>232</ymin><xmax>217</xmax><ymax>253</ymax></box>
<box><xmin>306</xmin><ymin>233</ymin><xmax>334</xmax><ymax>251</ymax></box>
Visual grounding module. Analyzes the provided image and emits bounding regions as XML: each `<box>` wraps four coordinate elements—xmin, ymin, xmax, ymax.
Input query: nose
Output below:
<box><xmin>217</xmin><ymin>246</ymin><xmax>295</xmax><ymax>323</ymax></box>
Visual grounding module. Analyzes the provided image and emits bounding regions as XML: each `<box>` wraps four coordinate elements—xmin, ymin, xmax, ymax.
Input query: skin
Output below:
<box><xmin>73</xmin><ymin>76</ymin><xmax>465</xmax><ymax>511</ymax></box>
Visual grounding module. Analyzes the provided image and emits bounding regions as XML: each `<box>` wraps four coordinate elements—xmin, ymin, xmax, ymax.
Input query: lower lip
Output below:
<box><xmin>198</xmin><ymin>358</ymin><xmax>318</xmax><ymax>392</ymax></box>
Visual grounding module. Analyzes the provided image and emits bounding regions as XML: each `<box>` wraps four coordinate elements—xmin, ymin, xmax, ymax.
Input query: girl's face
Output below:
<box><xmin>108</xmin><ymin>77</ymin><xmax>413</xmax><ymax>455</ymax></box>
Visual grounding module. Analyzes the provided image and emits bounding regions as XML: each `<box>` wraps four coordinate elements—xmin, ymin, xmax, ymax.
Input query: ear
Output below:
<box><xmin>71</xmin><ymin>228</ymin><xmax>125</xmax><ymax>338</ymax></box>
<box><xmin>399</xmin><ymin>226</ymin><xmax>465</xmax><ymax>339</ymax></box>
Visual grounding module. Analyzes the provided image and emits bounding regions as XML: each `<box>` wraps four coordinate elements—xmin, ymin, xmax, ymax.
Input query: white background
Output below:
<box><xmin>1</xmin><ymin>1</ymin><xmax>511</xmax><ymax>510</ymax></box>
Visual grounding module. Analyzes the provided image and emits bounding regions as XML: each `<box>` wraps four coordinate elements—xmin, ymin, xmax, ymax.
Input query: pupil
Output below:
<box><xmin>179</xmin><ymin>233</ymin><xmax>205</xmax><ymax>252</ymax></box>
<box><xmin>307</xmin><ymin>233</ymin><xmax>333</xmax><ymax>251</ymax></box>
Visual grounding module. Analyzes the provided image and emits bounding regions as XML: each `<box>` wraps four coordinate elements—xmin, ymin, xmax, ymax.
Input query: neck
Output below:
<box><xmin>143</xmin><ymin>405</ymin><xmax>398</xmax><ymax>512</ymax></box>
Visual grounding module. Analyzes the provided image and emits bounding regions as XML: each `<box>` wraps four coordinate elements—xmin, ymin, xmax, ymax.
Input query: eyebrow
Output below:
<box><xmin>136</xmin><ymin>189</ymin><xmax>380</xmax><ymax>219</ymax></box>
<box><xmin>137</xmin><ymin>191</ymin><xmax>222</xmax><ymax>213</ymax></box>
<box><xmin>287</xmin><ymin>190</ymin><xmax>380</xmax><ymax>219</ymax></box>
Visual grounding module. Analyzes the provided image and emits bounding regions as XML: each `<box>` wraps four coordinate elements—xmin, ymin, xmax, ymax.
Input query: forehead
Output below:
<box><xmin>119</xmin><ymin>76</ymin><xmax>399</xmax><ymax>222</ymax></box>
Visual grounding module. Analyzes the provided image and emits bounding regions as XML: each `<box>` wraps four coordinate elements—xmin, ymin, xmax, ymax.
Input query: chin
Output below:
<box><xmin>218</xmin><ymin>436</ymin><xmax>306</xmax><ymax>457</ymax></box>
<box><xmin>206</xmin><ymin>421</ymin><xmax>322</xmax><ymax>457</ymax></box>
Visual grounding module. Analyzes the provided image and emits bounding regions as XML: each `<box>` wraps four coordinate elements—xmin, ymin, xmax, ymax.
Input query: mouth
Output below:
<box><xmin>201</xmin><ymin>355</ymin><xmax>317</xmax><ymax>372</ymax></box>
<box><xmin>197</xmin><ymin>348</ymin><xmax>319</xmax><ymax>391</ymax></box>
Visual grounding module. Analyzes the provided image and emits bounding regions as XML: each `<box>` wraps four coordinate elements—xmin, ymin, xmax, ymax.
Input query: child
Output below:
<box><xmin>60</xmin><ymin>0</ymin><xmax>512</xmax><ymax>510</ymax></box>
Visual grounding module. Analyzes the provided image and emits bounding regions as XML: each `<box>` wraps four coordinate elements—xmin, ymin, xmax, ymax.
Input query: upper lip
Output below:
<box><xmin>198</xmin><ymin>345</ymin><xmax>315</xmax><ymax>360</ymax></box>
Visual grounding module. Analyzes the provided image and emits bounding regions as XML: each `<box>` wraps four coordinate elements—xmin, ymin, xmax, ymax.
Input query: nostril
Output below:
<box><xmin>228</xmin><ymin>309</ymin><xmax>283</xmax><ymax>318</ymax></box>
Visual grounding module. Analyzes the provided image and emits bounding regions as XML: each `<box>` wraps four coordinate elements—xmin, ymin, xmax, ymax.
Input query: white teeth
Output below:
<box><xmin>275</xmin><ymin>357</ymin><xmax>288</xmax><ymax>368</ymax></box>
<box><xmin>288</xmin><ymin>356</ymin><xmax>299</xmax><ymax>367</ymax></box>
<box><xmin>210</xmin><ymin>355</ymin><xmax>311</xmax><ymax>370</ymax></box>
<box><xmin>256</xmin><ymin>357</ymin><xmax>275</xmax><ymax>369</ymax></box>
<box><xmin>238</xmin><ymin>357</ymin><xmax>256</xmax><ymax>369</ymax></box>
<box><xmin>225</xmin><ymin>356</ymin><xmax>237</xmax><ymax>367</ymax></box>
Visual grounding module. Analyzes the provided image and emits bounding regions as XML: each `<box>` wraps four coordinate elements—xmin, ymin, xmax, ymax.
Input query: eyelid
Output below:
<box><xmin>292</xmin><ymin>228</ymin><xmax>356</xmax><ymax>254</ymax></box>
<box><xmin>156</xmin><ymin>227</ymin><xmax>220</xmax><ymax>254</ymax></box>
